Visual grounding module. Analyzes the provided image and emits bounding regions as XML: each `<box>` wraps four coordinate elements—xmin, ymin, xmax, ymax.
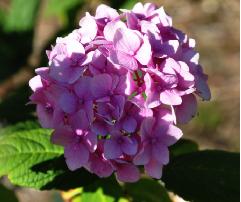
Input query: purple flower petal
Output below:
<box><xmin>91</xmin><ymin>74</ymin><xmax>112</xmax><ymax>98</ymax></box>
<box><xmin>64</xmin><ymin>143</ymin><xmax>89</xmax><ymax>171</ymax></box>
<box><xmin>145</xmin><ymin>159</ymin><xmax>163</xmax><ymax>179</ymax></box>
<box><xmin>104</xmin><ymin>139</ymin><xmax>122</xmax><ymax>159</ymax></box>
<box><xmin>174</xmin><ymin>94</ymin><xmax>197</xmax><ymax>124</ymax></box>
<box><xmin>122</xmin><ymin>116</ymin><xmax>137</xmax><ymax>133</ymax></box>
<box><xmin>152</xmin><ymin>143</ymin><xmax>169</xmax><ymax>165</ymax></box>
<box><xmin>113</xmin><ymin>28</ymin><xmax>141</xmax><ymax>54</ymax></box>
<box><xmin>59</xmin><ymin>92</ymin><xmax>77</xmax><ymax>114</ymax></box>
<box><xmin>121</xmin><ymin>136</ymin><xmax>138</xmax><ymax>155</ymax></box>
<box><xmin>133</xmin><ymin>144</ymin><xmax>151</xmax><ymax>165</ymax></box>
<box><xmin>116</xmin><ymin>164</ymin><xmax>140</xmax><ymax>182</ymax></box>
<box><xmin>135</xmin><ymin>35</ymin><xmax>152</xmax><ymax>65</ymax></box>
<box><xmin>110</xmin><ymin>50</ymin><xmax>138</xmax><ymax>70</ymax></box>
<box><xmin>160</xmin><ymin>89</ymin><xmax>182</xmax><ymax>105</ymax></box>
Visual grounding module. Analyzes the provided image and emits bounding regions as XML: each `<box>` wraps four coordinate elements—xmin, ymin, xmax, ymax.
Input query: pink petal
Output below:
<box><xmin>116</xmin><ymin>164</ymin><xmax>140</xmax><ymax>182</ymax></box>
<box><xmin>79</xmin><ymin>12</ymin><xmax>97</xmax><ymax>44</ymax></box>
<box><xmin>51</xmin><ymin>126</ymin><xmax>74</xmax><ymax>146</ymax></box>
<box><xmin>91</xmin><ymin>74</ymin><xmax>112</xmax><ymax>98</ymax></box>
<box><xmin>121</xmin><ymin>137</ymin><xmax>138</xmax><ymax>155</ymax></box>
<box><xmin>88</xmin><ymin>154</ymin><xmax>113</xmax><ymax>177</ymax></box>
<box><xmin>104</xmin><ymin>20</ymin><xmax>126</xmax><ymax>41</ymax></box>
<box><xmin>174</xmin><ymin>94</ymin><xmax>197</xmax><ymax>124</ymax></box>
<box><xmin>104</xmin><ymin>139</ymin><xmax>122</xmax><ymax>159</ymax></box>
<box><xmin>64</xmin><ymin>143</ymin><xmax>89</xmax><ymax>171</ymax></box>
<box><xmin>69</xmin><ymin>109</ymin><xmax>90</xmax><ymax>130</ymax></box>
<box><xmin>145</xmin><ymin>159</ymin><xmax>163</xmax><ymax>179</ymax></box>
<box><xmin>113</xmin><ymin>28</ymin><xmax>141</xmax><ymax>53</ymax></box>
<box><xmin>152</xmin><ymin>143</ymin><xmax>169</xmax><ymax>165</ymax></box>
<box><xmin>133</xmin><ymin>144</ymin><xmax>151</xmax><ymax>165</ymax></box>
<box><xmin>95</xmin><ymin>4</ymin><xmax>119</xmax><ymax>20</ymax></box>
<box><xmin>29</xmin><ymin>76</ymin><xmax>43</xmax><ymax>92</ymax></box>
<box><xmin>160</xmin><ymin>89</ymin><xmax>182</xmax><ymax>105</ymax></box>
<box><xmin>135</xmin><ymin>35</ymin><xmax>152</xmax><ymax>65</ymax></box>
<box><xmin>140</xmin><ymin>118</ymin><xmax>155</xmax><ymax>138</ymax></box>
<box><xmin>163</xmin><ymin>124</ymin><xmax>183</xmax><ymax>146</ymax></box>
<box><xmin>74</xmin><ymin>76</ymin><xmax>92</xmax><ymax>100</ymax></box>
<box><xmin>110</xmin><ymin>50</ymin><xmax>138</xmax><ymax>70</ymax></box>
<box><xmin>152</xmin><ymin>7</ymin><xmax>172</xmax><ymax>26</ymax></box>
<box><xmin>122</xmin><ymin>116</ymin><xmax>137</xmax><ymax>133</ymax></box>
<box><xmin>36</xmin><ymin>104</ymin><xmax>54</xmax><ymax>128</ymax></box>
<box><xmin>126</xmin><ymin>12</ymin><xmax>139</xmax><ymax>30</ymax></box>
<box><xmin>195</xmin><ymin>76</ymin><xmax>211</xmax><ymax>101</ymax></box>
<box><xmin>49</xmin><ymin>65</ymin><xmax>84</xmax><ymax>84</ymax></box>
<box><xmin>146</xmin><ymin>91</ymin><xmax>161</xmax><ymax>108</ymax></box>
<box><xmin>84</xmin><ymin>131</ymin><xmax>97</xmax><ymax>152</ymax></box>
<box><xmin>92</xmin><ymin>121</ymin><xmax>109</xmax><ymax>136</ymax></box>
<box><xmin>66</xmin><ymin>40</ymin><xmax>85</xmax><ymax>56</ymax></box>
<box><xmin>155</xmin><ymin>40</ymin><xmax>179</xmax><ymax>58</ymax></box>
<box><xmin>59</xmin><ymin>92</ymin><xmax>77</xmax><ymax>114</ymax></box>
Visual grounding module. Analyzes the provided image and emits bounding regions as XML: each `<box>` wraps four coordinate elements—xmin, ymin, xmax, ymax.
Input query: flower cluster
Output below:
<box><xmin>29</xmin><ymin>3</ymin><xmax>210</xmax><ymax>182</ymax></box>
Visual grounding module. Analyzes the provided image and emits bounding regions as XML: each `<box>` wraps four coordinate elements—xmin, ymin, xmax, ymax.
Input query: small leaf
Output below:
<box><xmin>125</xmin><ymin>178</ymin><xmax>172</xmax><ymax>202</ymax></box>
<box><xmin>162</xmin><ymin>150</ymin><xmax>240</xmax><ymax>202</ymax></box>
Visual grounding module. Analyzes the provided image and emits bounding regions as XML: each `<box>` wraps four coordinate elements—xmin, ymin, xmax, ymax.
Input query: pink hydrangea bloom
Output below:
<box><xmin>29</xmin><ymin>3</ymin><xmax>210</xmax><ymax>182</ymax></box>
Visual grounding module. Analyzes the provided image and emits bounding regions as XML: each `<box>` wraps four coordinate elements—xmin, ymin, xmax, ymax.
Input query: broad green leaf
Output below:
<box><xmin>169</xmin><ymin>138</ymin><xmax>199</xmax><ymax>157</ymax></box>
<box><xmin>162</xmin><ymin>150</ymin><xmax>240</xmax><ymax>202</ymax></box>
<box><xmin>0</xmin><ymin>127</ymin><xmax>99</xmax><ymax>190</ymax></box>
<box><xmin>125</xmin><ymin>178</ymin><xmax>172</xmax><ymax>202</ymax></box>
<box><xmin>0</xmin><ymin>121</ymin><xmax>40</xmax><ymax>137</ymax></box>
<box><xmin>4</xmin><ymin>0</ymin><xmax>40</xmax><ymax>32</ymax></box>
<box><xmin>0</xmin><ymin>184</ymin><xmax>18</xmax><ymax>202</ymax></box>
<box><xmin>0</xmin><ymin>129</ymin><xmax>63</xmax><ymax>188</ymax></box>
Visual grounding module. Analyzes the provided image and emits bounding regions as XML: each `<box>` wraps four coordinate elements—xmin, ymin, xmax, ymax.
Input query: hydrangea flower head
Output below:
<box><xmin>29</xmin><ymin>2</ymin><xmax>210</xmax><ymax>182</ymax></box>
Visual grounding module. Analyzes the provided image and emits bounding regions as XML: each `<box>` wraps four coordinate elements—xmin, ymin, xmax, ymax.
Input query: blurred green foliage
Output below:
<box><xmin>195</xmin><ymin>102</ymin><xmax>222</xmax><ymax>131</ymax></box>
<box><xmin>4</xmin><ymin>0</ymin><xmax>40</xmax><ymax>32</ymax></box>
<box><xmin>44</xmin><ymin>0</ymin><xmax>83</xmax><ymax>25</ymax></box>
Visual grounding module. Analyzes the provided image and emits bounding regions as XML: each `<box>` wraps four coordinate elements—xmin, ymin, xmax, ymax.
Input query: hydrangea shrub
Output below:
<box><xmin>29</xmin><ymin>2</ymin><xmax>211</xmax><ymax>183</ymax></box>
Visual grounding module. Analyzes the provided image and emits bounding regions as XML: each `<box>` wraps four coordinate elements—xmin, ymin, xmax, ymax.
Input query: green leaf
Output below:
<box><xmin>81</xmin><ymin>188</ymin><xmax>115</xmax><ymax>202</ymax></box>
<box><xmin>0</xmin><ymin>129</ymin><xmax>64</xmax><ymax>188</ymax></box>
<box><xmin>169</xmin><ymin>138</ymin><xmax>199</xmax><ymax>157</ymax></box>
<box><xmin>44</xmin><ymin>0</ymin><xmax>82</xmax><ymax>25</ymax></box>
<box><xmin>125</xmin><ymin>178</ymin><xmax>172</xmax><ymax>202</ymax></box>
<box><xmin>81</xmin><ymin>176</ymin><xmax>123</xmax><ymax>202</ymax></box>
<box><xmin>162</xmin><ymin>150</ymin><xmax>240</xmax><ymax>202</ymax></box>
<box><xmin>120</xmin><ymin>0</ymin><xmax>139</xmax><ymax>9</ymax></box>
<box><xmin>0</xmin><ymin>121</ymin><xmax>40</xmax><ymax>137</ymax></box>
<box><xmin>4</xmin><ymin>0</ymin><xmax>40</xmax><ymax>32</ymax></box>
<box><xmin>0</xmin><ymin>127</ymin><xmax>100</xmax><ymax>190</ymax></box>
<box><xmin>65</xmin><ymin>177</ymin><xmax>124</xmax><ymax>202</ymax></box>
<box><xmin>0</xmin><ymin>184</ymin><xmax>18</xmax><ymax>202</ymax></box>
